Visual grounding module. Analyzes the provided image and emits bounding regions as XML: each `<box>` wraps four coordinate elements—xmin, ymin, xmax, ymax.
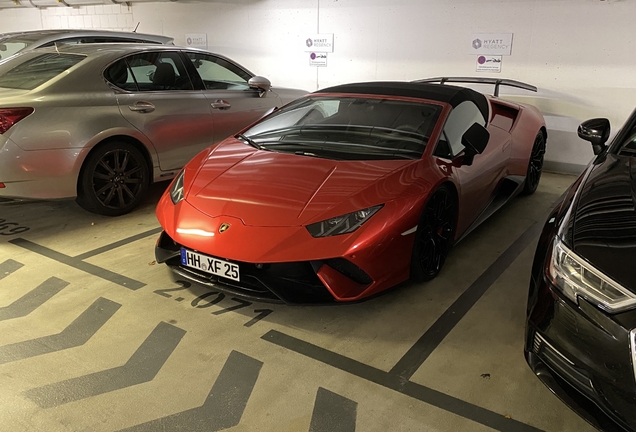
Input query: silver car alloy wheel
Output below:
<box><xmin>77</xmin><ymin>142</ymin><xmax>149</xmax><ymax>216</ymax></box>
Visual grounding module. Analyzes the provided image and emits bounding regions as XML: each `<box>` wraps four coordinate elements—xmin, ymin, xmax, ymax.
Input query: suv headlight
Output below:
<box><xmin>549</xmin><ymin>236</ymin><xmax>636</xmax><ymax>313</ymax></box>
<box><xmin>306</xmin><ymin>205</ymin><xmax>383</xmax><ymax>238</ymax></box>
<box><xmin>169</xmin><ymin>170</ymin><xmax>185</xmax><ymax>205</ymax></box>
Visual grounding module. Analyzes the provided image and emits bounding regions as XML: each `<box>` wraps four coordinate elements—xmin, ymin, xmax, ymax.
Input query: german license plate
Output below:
<box><xmin>180</xmin><ymin>248</ymin><xmax>240</xmax><ymax>282</ymax></box>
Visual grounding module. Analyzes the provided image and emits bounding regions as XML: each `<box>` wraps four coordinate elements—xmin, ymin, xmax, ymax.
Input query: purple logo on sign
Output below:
<box><xmin>187</xmin><ymin>37</ymin><xmax>192</xmax><ymax>45</ymax></box>
<box><xmin>472</xmin><ymin>39</ymin><xmax>482</xmax><ymax>50</ymax></box>
<box><xmin>478</xmin><ymin>56</ymin><xmax>486</xmax><ymax>64</ymax></box>
<box><xmin>306</xmin><ymin>38</ymin><xmax>313</xmax><ymax>47</ymax></box>
<box><xmin>310</xmin><ymin>53</ymin><xmax>316</xmax><ymax>60</ymax></box>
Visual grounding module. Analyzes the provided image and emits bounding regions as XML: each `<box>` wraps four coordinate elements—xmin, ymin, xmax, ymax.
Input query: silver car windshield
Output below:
<box><xmin>0</xmin><ymin>35</ymin><xmax>40</xmax><ymax>60</ymax></box>
<box><xmin>242</xmin><ymin>96</ymin><xmax>442</xmax><ymax>161</ymax></box>
<box><xmin>0</xmin><ymin>53</ymin><xmax>85</xmax><ymax>90</ymax></box>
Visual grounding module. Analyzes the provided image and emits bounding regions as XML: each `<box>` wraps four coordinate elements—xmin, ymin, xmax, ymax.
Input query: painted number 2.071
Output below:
<box><xmin>0</xmin><ymin>219</ymin><xmax>30</xmax><ymax>236</ymax></box>
<box><xmin>153</xmin><ymin>281</ymin><xmax>273</xmax><ymax>327</ymax></box>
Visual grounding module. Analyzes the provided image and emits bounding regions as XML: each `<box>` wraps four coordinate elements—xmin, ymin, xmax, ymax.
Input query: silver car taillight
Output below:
<box><xmin>0</xmin><ymin>108</ymin><xmax>34</xmax><ymax>134</ymax></box>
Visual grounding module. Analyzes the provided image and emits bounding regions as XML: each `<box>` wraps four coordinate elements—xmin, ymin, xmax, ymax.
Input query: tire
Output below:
<box><xmin>76</xmin><ymin>141</ymin><xmax>150</xmax><ymax>216</ymax></box>
<box><xmin>410</xmin><ymin>186</ymin><xmax>457</xmax><ymax>282</ymax></box>
<box><xmin>522</xmin><ymin>132</ymin><xmax>546</xmax><ymax>195</ymax></box>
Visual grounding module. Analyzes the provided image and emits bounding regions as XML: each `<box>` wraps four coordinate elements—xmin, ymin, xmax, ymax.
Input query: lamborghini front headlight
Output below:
<box><xmin>306</xmin><ymin>205</ymin><xmax>383</xmax><ymax>238</ymax></box>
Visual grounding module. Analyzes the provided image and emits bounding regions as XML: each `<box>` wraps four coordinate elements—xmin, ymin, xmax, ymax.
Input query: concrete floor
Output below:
<box><xmin>0</xmin><ymin>172</ymin><xmax>598</xmax><ymax>432</ymax></box>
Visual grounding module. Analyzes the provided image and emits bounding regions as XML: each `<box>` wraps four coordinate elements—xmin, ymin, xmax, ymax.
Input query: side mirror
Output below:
<box><xmin>248</xmin><ymin>76</ymin><xmax>271</xmax><ymax>97</ymax></box>
<box><xmin>461</xmin><ymin>122</ymin><xmax>490</xmax><ymax>166</ymax></box>
<box><xmin>578</xmin><ymin>118</ymin><xmax>610</xmax><ymax>155</ymax></box>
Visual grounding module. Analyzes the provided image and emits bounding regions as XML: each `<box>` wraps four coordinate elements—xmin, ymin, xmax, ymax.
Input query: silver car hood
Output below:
<box><xmin>271</xmin><ymin>87</ymin><xmax>308</xmax><ymax>105</ymax></box>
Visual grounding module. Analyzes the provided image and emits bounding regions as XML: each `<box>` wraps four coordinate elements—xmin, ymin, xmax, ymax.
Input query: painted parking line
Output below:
<box><xmin>259</xmin><ymin>197</ymin><xmax>563</xmax><ymax>432</ymax></box>
<box><xmin>263</xmin><ymin>330</ymin><xmax>543</xmax><ymax>432</ymax></box>
<box><xmin>74</xmin><ymin>227</ymin><xmax>162</xmax><ymax>260</ymax></box>
<box><xmin>7</xmin><ymin>226</ymin><xmax>162</xmax><ymax>289</ymax></box>
<box><xmin>9</xmin><ymin>238</ymin><xmax>145</xmax><ymax>290</ymax></box>
<box><xmin>309</xmin><ymin>388</ymin><xmax>357</xmax><ymax>432</ymax></box>
<box><xmin>388</xmin><ymin>192</ymin><xmax>565</xmax><ymax>381</ymax></box>
<box><xmin>0</xmin><ymin>277</ymin><xmax>69</xmax><ymax>322</ymax></box>
<box><xmin>389</xmin><ymin>222</ymin><xmax>542</xmax><ymax>381</ymax></box>
<box><xmin>25</xmin><ymin>322</ymin><xmax>186</xmax><ymax>408</ymax></box>
<box><xmin>0</xmin><ymin>259</ymin><xmax>24</xmax><ymax>280</ymax></box>
<box><xmin>0</xmin><ymin>298</ymin><xmax>121</xmax><ymax>365</ymax></box>
<box><xmin>119</xmin><ymin>350</ymin><xmax>263</xmax><ymax>432</ymax></box>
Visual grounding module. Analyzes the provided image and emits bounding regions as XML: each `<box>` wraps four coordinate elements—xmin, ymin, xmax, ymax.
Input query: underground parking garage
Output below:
<box><xmin>1</xmin><ymin>1</ymin><xmax>635</xmax><ymax>431</ymax></box>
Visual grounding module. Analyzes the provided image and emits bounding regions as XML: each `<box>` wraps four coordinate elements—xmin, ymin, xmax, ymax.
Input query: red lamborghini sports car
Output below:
<box><xmin>155</xmin><ymin>78</ymin><xmax>547</xmax><ymax>303</ymax></box>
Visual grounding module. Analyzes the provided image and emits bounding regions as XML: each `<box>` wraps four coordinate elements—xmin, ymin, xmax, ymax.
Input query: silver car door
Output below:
<box><xmin>108</xmin><ymin>51</ymin><xmax>214</xmax><ymax>173</ymax></box>
<box><xmin>183</xmin><ymin>52</ymin><xmax>280</xmax><ymax>143</ymax></box>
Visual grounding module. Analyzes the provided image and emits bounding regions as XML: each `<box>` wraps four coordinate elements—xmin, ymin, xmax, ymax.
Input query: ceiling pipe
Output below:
<box><xmin>0</xmin><ymin>0</ymin><xmax>175</xmax><ymax>7</ymax></box>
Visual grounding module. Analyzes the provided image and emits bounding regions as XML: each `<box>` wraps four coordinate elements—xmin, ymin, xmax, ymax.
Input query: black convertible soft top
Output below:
<box><xmin>316</xmin><ymin>81</ymin><xmax>489</xmax><ymax>122</ymax></box>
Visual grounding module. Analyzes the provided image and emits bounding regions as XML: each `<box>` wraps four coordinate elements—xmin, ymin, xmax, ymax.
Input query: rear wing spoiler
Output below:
<box><xmin>414</xmin><ymin>77</ymin><xmax>537</xmax><ymax>97</ymax></box>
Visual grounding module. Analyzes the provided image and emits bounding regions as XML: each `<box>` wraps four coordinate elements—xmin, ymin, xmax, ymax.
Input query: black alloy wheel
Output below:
<box><xmin>76</xmin><ymin>141</ymin><xmax>149</xmax><ymax>216</ymax></box>
<box><xmin>411</xmin><ymin>186</ymin><xmax>457</xmax><ymax>282</ymax></box>
<box><xmin>522</xmin><ymin>132</ymin><xmax>546</xmax><ymax>195</ymax></box>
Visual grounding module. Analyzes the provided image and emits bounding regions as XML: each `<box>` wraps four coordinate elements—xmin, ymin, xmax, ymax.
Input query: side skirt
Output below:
<box><xmin>456</xmin><ymin>175</ymin><xmax>525</xmax><ymax>243</ymax></box>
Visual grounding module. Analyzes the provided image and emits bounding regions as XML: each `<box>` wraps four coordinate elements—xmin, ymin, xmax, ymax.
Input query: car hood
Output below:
<box><xmin>572</xmin><ymin>154</ymin><xmax>636</xmax><ymax>290</ymax></box>
<box><xmin>271</xmin><ymin>87</ymin><xmax>308</xmax><ymax>105</ymax></box>
<box><xmin>186</xmin><ymin>139</ymin><xmax>416</xmax><ymax>227</ymax></box>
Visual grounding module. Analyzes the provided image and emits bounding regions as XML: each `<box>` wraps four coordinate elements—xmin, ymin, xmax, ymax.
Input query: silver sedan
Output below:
<box><xmin>0</xmin><ymin>29</ymin><xmax>174</xmax><ymax>60</ymax></box>
<box><xmin>0</xmin><ymin>44</ymin><xmax>307</xmax><ymax>215</ymax></box>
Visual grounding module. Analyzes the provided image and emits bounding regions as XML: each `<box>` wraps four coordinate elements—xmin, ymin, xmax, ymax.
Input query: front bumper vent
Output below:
<box><xmin>324</xmin><ymin>258</ymin><xmax>373</xmax><ymax>285</ymax></box>
<box><xmin>533</xmin><ymin>332</ymin><xmax>596</xmax><ymax>400</ymax></box>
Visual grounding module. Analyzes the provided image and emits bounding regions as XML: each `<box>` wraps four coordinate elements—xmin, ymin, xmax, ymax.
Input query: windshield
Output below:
<box><xmin>241</xmin><ymin>96</ymin><xmax>442</xmax><ymax>161</ymax></box>
<box><xmin>0</xmin><ymin>35</ymin><xmax>38</xmax><ymax>60</ymax></box>
<box><xmin>0</xmin><ymin>53</ymin><xmax>85</xmax><ymax>90</ymax></box>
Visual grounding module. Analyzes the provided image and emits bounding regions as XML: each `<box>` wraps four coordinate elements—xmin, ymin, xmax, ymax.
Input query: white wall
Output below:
<box><xmin>2</xmin><ymin>0</ymin><xmax>635</xmax><ymax>172</ymax></box>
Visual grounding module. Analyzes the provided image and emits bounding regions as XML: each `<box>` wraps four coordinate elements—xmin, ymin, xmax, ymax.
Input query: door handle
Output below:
<box><xmin>211</xmin><ymin>99</ymin><xmax>231</xmax><ymax>110</ymax></box>
<box><xmin>128</xmin><ymin>101</ymin><xmax>155</xmax><ymax>113</ymax></box>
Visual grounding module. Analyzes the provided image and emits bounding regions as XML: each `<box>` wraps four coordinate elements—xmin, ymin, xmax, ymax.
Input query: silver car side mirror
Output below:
<box><xmin>248</xmin><ymin>76</ymin><xmax>271</xmax><ymax>97</ymax></box>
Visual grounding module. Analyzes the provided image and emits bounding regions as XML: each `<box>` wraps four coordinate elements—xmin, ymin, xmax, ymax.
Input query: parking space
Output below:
<box><xmin>0</xmin><ymin>172</ymin><xmax>597</xmax><ymax>432</ymax></box>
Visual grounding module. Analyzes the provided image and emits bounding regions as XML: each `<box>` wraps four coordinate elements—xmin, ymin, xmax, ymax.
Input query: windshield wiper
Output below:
<box><xmin>237</xmin><ymin>134</ymin><xmax>264</xmax><ymax>150</ymax></box>
<box><xmin>294</xmin><ymin>150</ymin><xmax>321</xmax><ymax>158</ymax></box>
<box><xmin>254</xmin><ymin>140</ymin><xmax>420</xmax><ymax>160</ymax></box>
<box><xmin>262</xmin><ymin>140</ymin><xmax>421</xmax><ymax>155</ymax></box>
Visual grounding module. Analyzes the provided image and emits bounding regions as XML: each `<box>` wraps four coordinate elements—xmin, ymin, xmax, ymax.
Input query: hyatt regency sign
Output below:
<box><xmin>469</xmin><ymin>33</ymin><xmax>513</xmax><ymax>56</ymax></box>
<box><xmin>303</xmin><ymin>34</ymin><xmax>334</xmax><ymax>53</ymax></box>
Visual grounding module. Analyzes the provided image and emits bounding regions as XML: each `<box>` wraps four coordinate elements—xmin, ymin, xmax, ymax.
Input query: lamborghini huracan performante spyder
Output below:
<box><xmin>155</xmin><ymin>79</ymin><xmax>547</xmax><ymax>303</ymax></box>
<box><xmin>525</xmin><ymin>113</ymin><xmax>636</xmax><ymax>431</ymax></box>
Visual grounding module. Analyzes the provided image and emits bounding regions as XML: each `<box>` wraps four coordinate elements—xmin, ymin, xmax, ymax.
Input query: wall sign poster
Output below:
<box><xmin>309</xmin><ymin>52</ymin><xmax>328</xmax><ymax>67</ymax></box>
<box><xmin>476</xmin><ymin>55</ymin><xmax>502</xmax><ymax>73</ymax></box>
<box><xmin>185</xmin><ymin>34</ymin><xmax>207</xmax><ymax>48</ymax></box>
<box><xmin>303</xmin><ymin>34</ymin><xmax>334</xmax><ymax>53</ymax></box>
<box><xmin>469</xmin><ymin>33</ymin><xmax>513</xmax><ymax>56</ymax></box>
